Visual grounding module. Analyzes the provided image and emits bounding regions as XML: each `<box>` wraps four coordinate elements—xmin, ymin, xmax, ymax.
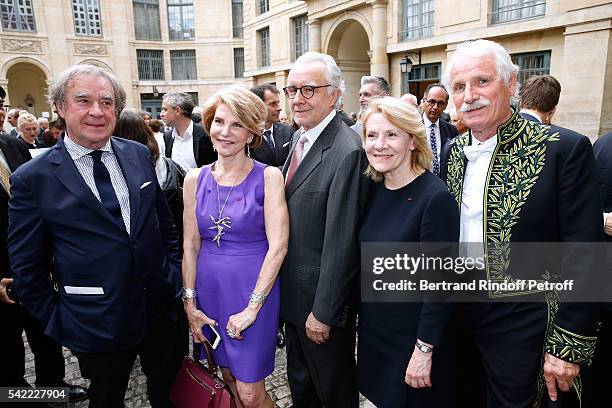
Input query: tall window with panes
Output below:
<box><xmin>257</xmin><ymin>0</ymin><xmax>269</xmax><ymax>15</ymax></box>
<box><xmin>137</xmin><ymin>49</ymin><xmax>164</xmax><ymax>80</ymax></box>
<box><xmin>292</xmin><ymin>15</ymin><xmax>308</xmax><ymax>61</ymax></box>
<box><xmin>133</xmin><ymin>0</ymin><xmax>160</xmax><ymax>40</ymax></box>
<box><xmin>492</xmin><ymin>0</ymin><xmax>545</xmax><ymax>24</ymax></box>
<box><xmin>402</xmin><ymin>0</ymin><xmax>434</xmax><ymax>41</ymax></box>
<box><xmin>168</xmin><ymin>0</ymin><xmax>194</xmax><ymax>40</ymax></box>
<box><xmin>234</xmin><ymin>48</ymin><xmax>245</xmax><ymax>78</ymax></box>
<box><xmin>258</xmin><ymin>27</ymin><xmax>270</xmax><ymax>68</ymax></box>
<box><xmin>232</xmin><ymin>0</ymin><xmax>243</xmax><ymax>38</ymax></box>
<box><xmin>0</xmin><ymin>0</ymin><xmax>36</xmax><ymax>31</ymax></box>
<box><xmin>170</xmin><ymin>49</ymin><xmax>197</xmax><ymax>80</ymax></box>
<box><xmin>72</xmin><ymin>0</ymin><xmax>102</xmax><ymax>36</ymax></box>
<box><xmin>511</xmin><ymin>51</ymin><xmax>551</xmax><ymax>85</ymax></box>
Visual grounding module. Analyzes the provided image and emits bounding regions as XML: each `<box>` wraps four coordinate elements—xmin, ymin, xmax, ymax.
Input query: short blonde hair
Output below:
<box><xmin>361</xmin><ymin>96</ymin><xmax>432</xmax><ymax>182</ymax></box>
<box><xmin>202</xmin><ymin>84</ymin><xmax>267</xmax><ymax>149</ymax></box>
<box><xmin>18</xmin><ymin>112</ymin><xmax>38</xmax><ymax>130</ymax></box>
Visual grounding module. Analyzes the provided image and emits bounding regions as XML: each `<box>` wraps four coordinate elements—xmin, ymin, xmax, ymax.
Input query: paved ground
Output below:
<box><xmin>23</xmin><ymin>335</ymin><xmax>372</xmax><ymax>407</ymax></box>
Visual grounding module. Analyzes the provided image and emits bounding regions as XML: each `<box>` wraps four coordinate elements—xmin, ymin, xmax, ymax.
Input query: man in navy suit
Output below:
<box><xmin>518</xmin><ymin>74</ymin><xmax>561</xmax><ymax>125</ymax></box>
<box><xmin>8</xmin><ymin>65</ymin><xmax>185</xmax><ymax>408</ymax></box>
<box><xmin>421</xmin><ymin>83</ymin><xmax>459</xmax><ymax>177</ymax></box>
<box><xmin>250</xmin><ymin>84</ymin><xmax>293</xmax><ymax>167</ymax></box>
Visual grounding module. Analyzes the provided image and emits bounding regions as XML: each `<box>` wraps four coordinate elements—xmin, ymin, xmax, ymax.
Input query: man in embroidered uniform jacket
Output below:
<box><xmin>440</xmin><ymin>39</ymin><xmax>603</xmax><ymax>407</ymax></box>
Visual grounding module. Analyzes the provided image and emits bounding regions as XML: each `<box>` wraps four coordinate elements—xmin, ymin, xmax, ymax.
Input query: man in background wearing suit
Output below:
<box><xmin>351</xmin><ymin>75</ymin><xmax>390</xmax><ymax>136</ymax></box>
<box><xmin>281</xmin><ymin>52</ymin><xmax>365</xmax><ymax>408</ymax></box>
<box><xmin>250</xmin><ymin>84</ymin><xmax>292</xmax><ymax>167</ymax></box>
<box><xmin>162</xmin><ymin>91</ymin><xmax>216</xmax><ymax>171</ymax></box>
<box><xmin>422</xmin><ymin>83</ymin><xmax>458</xmax><ymax>177</ymax></box>
<box><xmin>8</xmin><ymin>65</ymin><xmax>185</xmax><ymax>407</ymax></box>
<box><xmin>0</xmin><ymin>134</ymin><xmax>88</xmax><ymax>403</ymax></box>
<box><xmin>518</xmin><ymin>74</ymin><xmax>561</xmax><ymax>125</ymax></box>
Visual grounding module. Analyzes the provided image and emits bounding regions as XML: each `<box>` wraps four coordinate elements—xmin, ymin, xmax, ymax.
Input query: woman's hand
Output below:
<box><xmin>226</xmin><ymin>307</ymin><xmax>258</xmax><ymax>340</ymax></box>
<box><xmin>184</xmin><ymin>301</ymin><xmax>216</xmax><ymax>343</ymax></box>
<box><xmin>405</xmin><ymin>344</ymin><xmax>433</xmax><ymax>388</ymax></box>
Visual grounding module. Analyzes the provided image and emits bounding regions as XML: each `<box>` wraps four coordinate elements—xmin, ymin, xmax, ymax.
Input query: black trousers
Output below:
<box><xmin>74</xmin><ymin>301</ymin><xmax>187</xmax><ymax>408</ymax></box>
<box><xmin>455</xmin><ymin>302</ymin><xmax>582</xmax><ymax>408</ymax></box>
<box><xmin>285</xmin><ymin>321</ymin><xmax>358</xmax><ymax>408</ymax></box>
<box><xmin>0</xmin><ymin>302</ymin><xmax>65</xmax><ymax>387</ymax></box>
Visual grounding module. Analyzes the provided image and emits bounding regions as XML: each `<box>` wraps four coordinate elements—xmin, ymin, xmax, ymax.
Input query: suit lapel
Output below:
<box><xmin>111</xmin><ymin>138</ymin><xmax>141</xmax><ymax>236</ymax></box>
<box><xmin>51</xmin><ymin>141</ymin><xmax>121</xmax><ymax>229</ymax></box>
<box><xmin>192</xmin><ymin>124</ymin><xmax>201</xmax><ymax>165</ymax></box>
<box><xmin>163</xmin><ymin>131</ymin><xmax>173</xmax><ymax>158</ymax></box>
<box><xmin>285</xmin><ymin>116</ymin><xmax>339</xmax><ymax>198</ymax></box>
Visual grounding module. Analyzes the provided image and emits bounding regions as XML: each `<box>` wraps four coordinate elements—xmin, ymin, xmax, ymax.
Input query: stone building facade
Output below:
<box><xmin>1</xmin><ymin>0</ymin><xmax>611</xmax><ymax>138</ymax></box>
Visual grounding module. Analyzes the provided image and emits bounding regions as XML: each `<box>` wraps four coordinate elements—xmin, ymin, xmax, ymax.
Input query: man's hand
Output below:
<box><xmin>405</xmin><ymin>344</ymin><xmax>433</xmax><ymax>388</ymax></box>
<box><xmin>0</xmin><ymin>278</ymin><xmax>15</xmax><ymax>305</ymax></box>
<box><xmin>605</xmin><ymin>213</ymin><xmax>612</xmax><ymax>236</ymax></box>
<box><xmin>543</xmin><ymin>352</ymin><xmax>580</xmax><ymax>401</ymax></box>
<box><xmin>305</xmin><ymin>312</ymin><xmax>330</xmax><ymax>344</ymax></box>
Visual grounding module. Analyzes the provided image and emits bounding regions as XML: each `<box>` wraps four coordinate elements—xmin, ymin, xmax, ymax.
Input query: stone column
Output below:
<box><xmin>308</xmin><ymin>19</ymin><xmax>322</xmax><ymax>53</ymax></box>
<box><xmin>557</xmin><ymin>20</ymin><xmax>612</xmax><ymax>140</ymax></box>
<box><xmin>368</xmin><ymin>0</ymin><xmax>389</xmax><ymax>80</ymax></box>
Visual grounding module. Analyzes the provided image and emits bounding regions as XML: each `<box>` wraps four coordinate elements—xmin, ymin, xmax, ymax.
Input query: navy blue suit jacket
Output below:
<box><xmin>439</xmin><ymin>118</ymin><xmax>459</xmax><ymax>149</ymax></box>
<box><xmin>7</xmin><ymin>137</ymin><xmax>182</xmax><ymax>353</ymax></box>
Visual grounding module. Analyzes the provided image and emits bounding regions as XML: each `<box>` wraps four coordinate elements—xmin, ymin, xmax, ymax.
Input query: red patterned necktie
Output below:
<box><xmin>285</xmin><ymin>134</ymin><xmax>308</xmax><ymax>185</ymax></box>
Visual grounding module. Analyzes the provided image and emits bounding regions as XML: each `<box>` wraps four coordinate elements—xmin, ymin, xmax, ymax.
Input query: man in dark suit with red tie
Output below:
<box><xmin>8</xmin><ymin>65</ymin><xmax>185</xmax><ymax>407</ymax></box>
<box><xmin>250</xmin><ymin>84</ymin><xmax>293</xmax><ymax>167</ymax></box>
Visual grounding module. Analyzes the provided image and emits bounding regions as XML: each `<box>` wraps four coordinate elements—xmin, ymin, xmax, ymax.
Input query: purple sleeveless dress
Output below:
<box><xmin>195</xmin><ymin>160</ymin><xmax>279</xmax><ymax>383</ymax></box>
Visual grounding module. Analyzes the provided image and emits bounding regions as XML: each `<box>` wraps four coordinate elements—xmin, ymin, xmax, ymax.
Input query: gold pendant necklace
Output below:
<box><xmin>209</xmin><ymin>157</ymin><xmax>248</xmax><ymax>247</ymax></box>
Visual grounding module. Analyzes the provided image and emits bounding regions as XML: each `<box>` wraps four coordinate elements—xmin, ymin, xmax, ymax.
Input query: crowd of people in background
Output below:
<box><xmin>0</xmin><ymin>38</ymin><xmax>611</xmax><ymax>408</ymax></box>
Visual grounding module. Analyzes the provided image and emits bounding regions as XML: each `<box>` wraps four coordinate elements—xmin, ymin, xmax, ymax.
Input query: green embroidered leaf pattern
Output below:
<box><xmin>545</xmin><ymin>324</ymin><xmax>597</xmax><ymax>365</ymax></box>
<box><xmin>484</xmin><ymin>116</ymin><xmax>561</xmax><ymax>297</ymax></box>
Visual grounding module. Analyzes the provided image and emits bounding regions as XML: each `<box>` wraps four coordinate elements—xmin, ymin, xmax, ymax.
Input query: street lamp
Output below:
<box><xmin>400</xmin><ymin>50</ymin><xmax>422</xmax><ymax>75</ymax></box>
<box><xmin>152</xmin><ymin>85</ymin><xmax>159</xmax><ymax>98</ymax></box>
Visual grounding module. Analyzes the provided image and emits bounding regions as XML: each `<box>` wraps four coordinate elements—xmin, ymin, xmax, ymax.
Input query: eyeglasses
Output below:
<box><xmin>283</xmin><ymin>85</ymin><xmax>333</xmax><ymax>99</ymax></box>
<box><xmin>425</xmin><ymin>99</ymin><xmax>447</xmax><ymax>108</ymax></box>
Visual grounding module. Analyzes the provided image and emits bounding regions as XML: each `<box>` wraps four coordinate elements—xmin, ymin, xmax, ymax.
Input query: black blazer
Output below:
<box><xmin>163</xmin><ymin>122</ymin><xmax>216</xmax><ymax>167</ymax></box>
<box><xmin>251</xmin><ymin>122</ymin><xmax>293</xmax><ymax>167</ymax></box>
<box><xmin>593</xmin><ymin>132</ymin><xmax>612</xmax><ymax>242</ymax></box>
<box><xmin>439</xmin><ymin>118</ymin><xmax>459</xmax><ymax>150</ymax></box>
<box><xmin>0</xmin><ymin>135</ymin><xmax>31</xmax><ymax>278</ymax></box>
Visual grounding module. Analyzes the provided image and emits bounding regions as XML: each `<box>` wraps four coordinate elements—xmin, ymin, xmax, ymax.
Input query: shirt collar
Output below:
<box><xmin>422</xmin><ymin>114</ymin><xmax>439</xmax><ymax>128</ymax></box>
<box><xmin>172</xmin><ymin>121</ymin><xmax>194</xmax><ymax>141</ymax></box>
<box><xmin>264</xmin><ymin>125</ymin><xmax>274</xmax><ymax>135</ymax></box>
<box><xmin>520</xmin><ymin>109</ymin><xmax>543</xmax><ymax>123</ymax></box>
<box><xmin>300</xmin><ymin>110</ymin><xmax>336</xmax><ymax>145</ymax></box>
<box><xmin>64</xmin><ymin>133</ymin><xmax>113</xmax><ymax>160</ymax></box>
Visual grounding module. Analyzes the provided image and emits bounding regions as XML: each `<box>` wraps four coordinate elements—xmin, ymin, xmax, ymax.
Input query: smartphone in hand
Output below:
<box><xmin>204</xmin><ymin>324</ymin><xmax>221</xmax><ymax>350</ymax></box>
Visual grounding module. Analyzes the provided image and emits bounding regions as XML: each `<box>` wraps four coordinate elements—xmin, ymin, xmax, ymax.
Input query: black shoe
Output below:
<box><xmin>62</xmin><ymin>382</ymin><xmax>89</xmax><ymax>403</ymax></box>
<box><xmin>276</xmin><ymin>330</ymin><xmax>286</xmax><ymax>348</ymax></box>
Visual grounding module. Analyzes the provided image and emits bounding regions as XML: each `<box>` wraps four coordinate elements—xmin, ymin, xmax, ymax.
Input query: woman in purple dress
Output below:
<box><xmin>182</xmin><ymin>85</ymin><xmax>289</xmax><ymax>407</ymax></box>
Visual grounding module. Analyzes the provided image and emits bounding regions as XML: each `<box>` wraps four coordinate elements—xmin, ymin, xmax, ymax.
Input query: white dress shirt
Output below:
<box><xmin>460</xmin><ymin>135</ymin><xmax>498</xmax><ymax>258</ymax></box>
<box><xmin>299</xmin><ymin>110</ymin><xmax>337</xmax><ymax>162</ymax></box>
<box><xmin>154</xmin><ymin>131</ymin><xmax>166</xmax><ymax>156</ymax></box>
<box><xmin>171</xmin><ymin>121</ymin><xmax>197</xmax><ymax>171</ymax></box>
<box><xmin>64</xmin><ymin>135</ymin><xmax>131</xmax><ymax>233</ymax></box>
<box><xmin>423</xmin><ymin>114</ymin><xmax>442</xmax><ymax>159</ymax></box>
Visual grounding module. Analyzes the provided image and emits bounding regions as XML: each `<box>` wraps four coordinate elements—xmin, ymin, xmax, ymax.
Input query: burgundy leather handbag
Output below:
<box><xmin>169</xmin><ymin>341</ymin><xmax>237</xmax><ymax>408</ymax></box>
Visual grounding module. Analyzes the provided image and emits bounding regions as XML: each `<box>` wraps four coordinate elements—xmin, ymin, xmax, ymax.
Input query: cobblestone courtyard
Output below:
<box><xmin>23</xmin><ymin>336</ymin><xmax>372</xmax><ymax>407</ymax></box>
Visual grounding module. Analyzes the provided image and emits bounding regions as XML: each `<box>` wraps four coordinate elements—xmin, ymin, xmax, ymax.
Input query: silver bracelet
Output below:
<box><xmin>182</xmin><ymin>288</ymin><xmax>197</xmax><ymax>301</ymax></box>
<box><xmin>249</xmin><ymin>291</ymin><xmax>266</xmax><ymax>305</ymax></box>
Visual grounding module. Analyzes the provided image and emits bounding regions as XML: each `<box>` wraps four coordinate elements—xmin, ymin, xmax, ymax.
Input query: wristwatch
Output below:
<box><xmin>182</xmin><ymin>288</ymin><xmax>197</xmax><ymax>301</ymax></box>
<box><xmin>415</xmin><ymin>340</ymin><xmax>434</xmax><ymax>353</ymax></box>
